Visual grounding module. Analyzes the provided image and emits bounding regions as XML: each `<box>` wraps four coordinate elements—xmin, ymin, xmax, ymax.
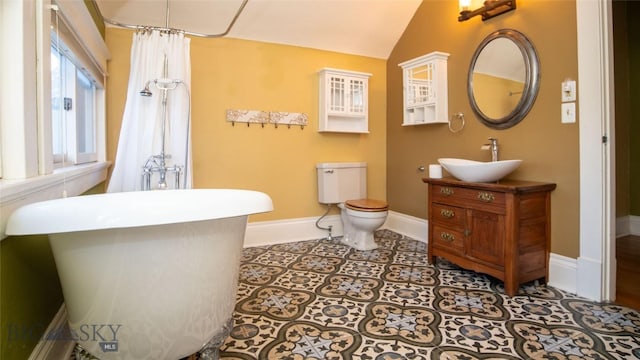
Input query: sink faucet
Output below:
<box><xmin>482</xmin><ymin>137</ymin><xmax>499</xmax><ymax>162</ymax></box>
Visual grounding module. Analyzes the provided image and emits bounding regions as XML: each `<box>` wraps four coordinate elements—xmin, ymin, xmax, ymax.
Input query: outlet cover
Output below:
<box><xmin>561</xmin><ymin>102</ymin><xmax>576</xmax><ymax>123</ymax></box>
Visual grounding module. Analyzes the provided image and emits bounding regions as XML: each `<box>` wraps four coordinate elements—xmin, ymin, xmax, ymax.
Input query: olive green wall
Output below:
<box><xmin>0</xmin><ymin>235</ymin><xmax>63</xmax><ymax>359</ymax></box>
<box><xmin>614</xmin><ymin>0</ymin><xmax>630</xmax><ymax>217</ymax></box>
<box><xmin>387</xmin><ymin>1</ymin><xmax>580</xmax><ymax>257</ymax></box>
<box><xmin>614</xmin><ymin>0</ymin><xmax>640</xmax><ymax>218</ymax></box>
<box><xmin>627</xmin><ymin>2</ymin><xmax>640</xmax><ymax>216</ymax></box>
<box><xmin>0</xmin><ymin>184</ymin><xmax>105</xmax><ymax>359</ymax></box>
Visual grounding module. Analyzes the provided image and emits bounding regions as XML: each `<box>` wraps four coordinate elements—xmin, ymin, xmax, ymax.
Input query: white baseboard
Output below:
<box><xmin>29</xmin><ymin>305</ymin><xmax>75</xmax><ymax>360</ymax></box>
<box><xmin>576</xmin><ymin>255</ymin><xmax>604</xmax><ymax>300</ymax></box>
<box><xmin>245</xmin><ymin>210</ymin><xmax>428</xmax><ymax>247</ymax></box>
<box><xmin>632</xmin><ymin>216</ymin><xmax>640</xmax><ymax>235</ymax></box>
<box><xmin>548</xmin><ymin>253</ymin><xmax>577</xmax><ymax>295</ymax></box>
<box><xmin>616</xmin><ymin>215</ymin><xmax>640</xmax><ymax>237</ymax></box>
<box><xmin>245</xmin><ymin>214</ymin><xmax>344</xmax><ymax>247</ymax></box>
<box><xmin>383</xmin><ymin>211</ymin><xmax>428</xmax><ymax>242</ymax></box>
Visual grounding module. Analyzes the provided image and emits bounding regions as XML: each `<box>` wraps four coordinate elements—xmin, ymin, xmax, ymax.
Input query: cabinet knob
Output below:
<box><xmin>440</xmin><ymin>209</ymin><xmax>455</xmax><ymax>218</ymax></box>
<box><xmin>477</xmin><ymin>191</ymin><xmax>495</xmax><ymax>202</ymax></box>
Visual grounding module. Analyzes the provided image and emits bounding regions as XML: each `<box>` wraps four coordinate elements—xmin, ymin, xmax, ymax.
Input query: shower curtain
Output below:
<box><xmin>107</xmin><ymin>30</ymin><xmax>192</xmax><ymax>192</ymax></box>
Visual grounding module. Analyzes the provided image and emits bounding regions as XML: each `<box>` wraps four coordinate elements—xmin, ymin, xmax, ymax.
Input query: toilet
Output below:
<box><xmin>316</xmin><ymin>162</ymin><xmax>388</xmax><ymax>251</ymax></box>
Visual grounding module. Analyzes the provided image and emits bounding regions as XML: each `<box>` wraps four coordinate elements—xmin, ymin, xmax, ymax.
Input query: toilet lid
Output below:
<box><xmin>345</xmin><ymin>199</ymin><xmax>388</xmax><ymax>212</ymax></box>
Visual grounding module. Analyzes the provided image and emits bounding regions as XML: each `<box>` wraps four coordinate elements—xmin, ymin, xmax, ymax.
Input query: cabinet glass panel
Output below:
<box><xmin>349</xmin><ymin>79</ymin><xmax>365</xmax><ymax>113</ymax></box>
<box><xmin>330</xmin><ymin>77</ymin><xmax>345</xmax><ymax>112</ymax></box>
<box><xmin>408</xmin><ymin>63</ymin><xmax>433</xmax><ymax>105</ymax></box>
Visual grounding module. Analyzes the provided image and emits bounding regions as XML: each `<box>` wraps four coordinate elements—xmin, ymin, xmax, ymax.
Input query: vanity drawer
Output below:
<box><xmin>431</xmin><ymin>203</ymin><xmax>465</xmax><ymax>226</ymax></box>
<box><xmin>431</xmin><ymin>224</ymin><xmax>465</xmax><ymax>255</ymax></box>
<box><xmin>432</xmin><ymin>185</ymin><xmax>505</xmax><ymax>213</ymax></box>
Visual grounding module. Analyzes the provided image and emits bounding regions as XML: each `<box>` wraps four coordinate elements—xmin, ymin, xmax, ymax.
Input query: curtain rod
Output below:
<box><xmin>101</xmin><ymin>0</ymin><xmax>248</xmax><ymax>38</ymax></box>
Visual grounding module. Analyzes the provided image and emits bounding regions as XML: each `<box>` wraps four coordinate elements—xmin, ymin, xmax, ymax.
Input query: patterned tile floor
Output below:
<box><xmin>215</xmin><ymin>229</ymin><xmax>640</xmax><ymax>360</ymax></box>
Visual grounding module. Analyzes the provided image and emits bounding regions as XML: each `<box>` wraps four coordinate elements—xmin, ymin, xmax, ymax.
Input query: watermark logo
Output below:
<box><xmin>6</xmin><ymin>323</ymin><xmax>122</xmax><ymax>353</ymax></box>
<box><xmin>100</xmin><ymin>341</ymin><xmax>119</xmax><ymax>352</ymax></box>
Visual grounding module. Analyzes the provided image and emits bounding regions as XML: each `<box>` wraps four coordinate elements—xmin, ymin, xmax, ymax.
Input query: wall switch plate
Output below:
<box><xmin>561</xmin><ymin>102</ymin><xmax>576</xmax><ymax>123</ymax></box>
<box><xmin>562</xmin><ymin>80</ymin><xmax>576</xmax><ymax>102</ymax></box>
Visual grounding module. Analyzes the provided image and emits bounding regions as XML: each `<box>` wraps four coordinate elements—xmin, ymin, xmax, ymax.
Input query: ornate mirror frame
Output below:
<box><xmin>467</xmin><ymin>29</ymin><xmax>540</xmax><ymax>129</ymax></box>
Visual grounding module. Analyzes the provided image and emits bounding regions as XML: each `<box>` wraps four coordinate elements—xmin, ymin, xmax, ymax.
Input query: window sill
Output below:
<box><xmin>1</xmin><ymin>161</ymin><xmax>111</xmax><ymax>240</ymax></box>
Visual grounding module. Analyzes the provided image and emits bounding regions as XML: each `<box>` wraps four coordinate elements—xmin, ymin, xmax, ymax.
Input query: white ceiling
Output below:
<box><xmin>94</xmin><ymin>0</ymin><xmax>423</xmax><ymax>59</ymax></box>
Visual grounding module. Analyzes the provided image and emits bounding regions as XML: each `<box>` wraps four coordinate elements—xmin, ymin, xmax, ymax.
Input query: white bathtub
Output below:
<box><xmin>5</xmin><ymin>189</ymin><xmax>273</xmax><ymax>359</ymax></box>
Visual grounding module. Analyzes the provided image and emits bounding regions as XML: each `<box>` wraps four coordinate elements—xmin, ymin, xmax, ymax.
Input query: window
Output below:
<box><xmin>50</xmin><ymin>42</ymin><xmax>98</xmax><ymax>166</ymax></box>
<box><xmin>50</xmin><ymin>3</ymin><xmax>102</xmax><ymax>167</ymax></box>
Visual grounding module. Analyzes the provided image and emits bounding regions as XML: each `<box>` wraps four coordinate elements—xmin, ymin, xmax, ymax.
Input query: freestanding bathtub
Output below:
<box><xmin>5</xmin><ymin>189</ymin><xmax>273</xmax><ymax>360</ymax></box>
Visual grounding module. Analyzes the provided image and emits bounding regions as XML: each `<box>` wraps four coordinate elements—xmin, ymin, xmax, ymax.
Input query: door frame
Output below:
<box><xmin>576</xmin><ymin>0</ymin><xmax>616</xmax><ymax>302</ymax></box>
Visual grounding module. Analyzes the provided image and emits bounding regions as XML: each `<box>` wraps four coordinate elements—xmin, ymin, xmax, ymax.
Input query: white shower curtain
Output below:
<box><xmin>108</xmin><ymin>30</ymin><xmax>192</xmax><ymax>192</ymax></box>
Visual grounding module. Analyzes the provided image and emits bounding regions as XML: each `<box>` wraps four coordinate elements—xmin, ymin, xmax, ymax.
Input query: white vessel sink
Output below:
<box><xmin>438</xmin><ymin>158</ymin><xmax>522</xmax><ymax>183</ymax></box>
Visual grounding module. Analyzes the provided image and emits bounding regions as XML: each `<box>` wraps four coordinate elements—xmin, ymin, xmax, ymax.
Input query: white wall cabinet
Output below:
<box><xmin>399</xmin><ymin>52</ymin><xmax>449</xmax><ymax>126</ymax></box>
<box><xmin>318</xmin><ymin>68</ymin><xmax>371</xmax><ymax>133</ymax></box>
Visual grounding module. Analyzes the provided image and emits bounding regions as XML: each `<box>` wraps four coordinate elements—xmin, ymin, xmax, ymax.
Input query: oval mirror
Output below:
<box><xmin>468</xmin><ymin>29</ymin><xmax>540</xmax><ymax>129</ymax></box>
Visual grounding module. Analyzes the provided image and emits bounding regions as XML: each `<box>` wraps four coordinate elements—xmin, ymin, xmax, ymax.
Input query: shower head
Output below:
<box><xmin>140</xmin><ymin>81</ymin><xmax>152</xmax><ymax>97</ymax></box>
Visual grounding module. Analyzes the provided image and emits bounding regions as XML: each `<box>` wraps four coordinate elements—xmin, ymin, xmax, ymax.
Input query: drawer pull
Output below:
<box><xmin>440</xmin><ymin>232</ymin><xmax>455</xmax><ymax>242</ymax></box>
<box><xmin>440</xmin><ymin>209</ymin><xmax>455</xmax><ymax>218</ymax></box>
<box><xmin>440</xmin><ymin>187</ymin><xmax>454</xmax><ymax>196</ymax></box>
<box><xmin>477</xmin><ymin>191</ymin><xmax>495</xmax><ymax>202</ymax></box>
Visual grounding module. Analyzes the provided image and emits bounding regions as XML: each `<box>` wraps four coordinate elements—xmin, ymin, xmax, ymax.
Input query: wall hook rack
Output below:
<box><xmin>226</xmin><ymin>109</ymin><xmax>308</xmax><ymax>129</ymax></box>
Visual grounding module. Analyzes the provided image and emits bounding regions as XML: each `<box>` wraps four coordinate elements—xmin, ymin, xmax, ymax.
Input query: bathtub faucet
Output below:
<box><xmin>141</xmin><ymin>153</ymin><xmax>183</xmax><ymax>190</ymax></box>
<box><xmin>482</xmin><ymin>137</ymin><xmax>499</xmax><ymax>162</ymax></box>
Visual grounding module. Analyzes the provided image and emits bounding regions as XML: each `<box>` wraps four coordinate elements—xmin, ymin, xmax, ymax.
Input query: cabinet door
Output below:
<box><xmin>347</xmin><ymin>77</ymin><xmax>366</xmax><ymax>115</ymax></box>
<box><xmin>327</xmin><ymin>75</ymin><xmax>367</xmax><ymax>116</ymax></box>
<box><xmin>328</xmin><ymin>75</ymin><xmax>346</xmax><ymax>113</ymax></box>
<box><xmin>466</xmin><ymin>209</ymin><xmax>505</xmax><ymax>267</ymax></box>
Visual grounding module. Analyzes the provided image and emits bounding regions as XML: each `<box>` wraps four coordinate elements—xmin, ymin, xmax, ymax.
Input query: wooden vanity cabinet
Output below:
<box><xmin>423</xmin><ymin>177</ymin><xmax>556</xmax><ymax>296</ymax></box>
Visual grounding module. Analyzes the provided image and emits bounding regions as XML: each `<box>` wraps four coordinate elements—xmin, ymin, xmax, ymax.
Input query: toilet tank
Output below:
<box><xmin>316</xmin><ymin>162</ymin><xmax>366</xmax><ymax>204</ymax></box>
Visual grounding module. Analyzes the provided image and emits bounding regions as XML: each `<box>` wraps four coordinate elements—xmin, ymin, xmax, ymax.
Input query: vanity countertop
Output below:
<box><xmin>422</xmin><ymin>177</ymin><xmax>556</xmax><ymax>193</ymax></box>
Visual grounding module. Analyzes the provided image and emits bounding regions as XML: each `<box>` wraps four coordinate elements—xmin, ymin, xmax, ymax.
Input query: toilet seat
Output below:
<box><xmin>345</xmin><ymin>199</ymin><xmax>388</xmax><ymax>212</ymax></box>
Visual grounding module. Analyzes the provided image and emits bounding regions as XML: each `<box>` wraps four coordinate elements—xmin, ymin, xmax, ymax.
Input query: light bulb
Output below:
<box><xmin>459</xmin><ymin>0</ymin><xmax>472</xmax><ymax>12</ymax></box>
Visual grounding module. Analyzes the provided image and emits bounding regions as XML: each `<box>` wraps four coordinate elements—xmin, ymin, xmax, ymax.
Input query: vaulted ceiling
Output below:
<box><xmin>93</xmin><ymin>0</ymin><xmax>423</xmax><ymax>59</ymax></box>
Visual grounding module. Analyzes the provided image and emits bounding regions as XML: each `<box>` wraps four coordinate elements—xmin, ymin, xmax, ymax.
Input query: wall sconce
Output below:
<box><xmin>458</xmin><ymin>0</ymin><xmax>516</xmax><ymax>22</ymax></box>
